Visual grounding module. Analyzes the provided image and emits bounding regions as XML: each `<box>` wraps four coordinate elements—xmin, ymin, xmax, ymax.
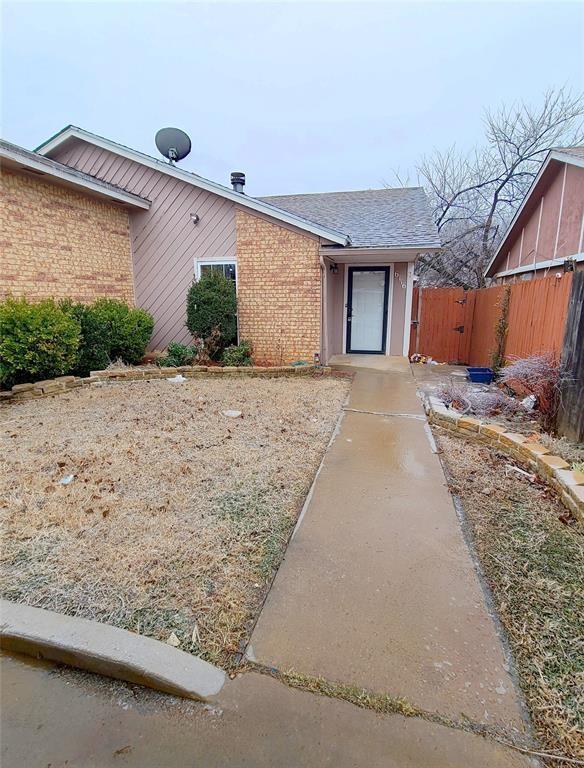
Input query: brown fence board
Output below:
<box><xmin>411</xmin><ymin>274</ymin><xmax>572</xmax><ymax>366</ymax></box>
<box><xmin>468</xmin><ymin>285</ymin><xmax>505</xmax><ymax>367</ymax></box>
<box><xmin>505</xmin><ymin>274</ymin><xmax>573</xmax><ymax>360</ymax></box>
<box><xmin>417</xmin><ymin>287</ymin><xmax>468</xmax><ymax>363</ymax></box>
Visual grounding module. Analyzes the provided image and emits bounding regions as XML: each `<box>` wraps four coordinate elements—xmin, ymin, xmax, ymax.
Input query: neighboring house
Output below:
<box><xmin>22</xmin><ymin>125</ymin><xmax>440</xmax><ymax>364</ymax></box>
<box><xmin>485</xmin><ymin>147</ymin><xmax>584</xmax><ymax>283</ymax></box>
<box><xmin>0</xmin><ymin>139</ymin><xmax>149</xmax><ymax>305</ymax></box>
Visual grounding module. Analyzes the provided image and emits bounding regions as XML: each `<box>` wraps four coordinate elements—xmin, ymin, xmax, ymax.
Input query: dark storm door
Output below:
<box><xmin>346</xmin><ymin>267</ymin><xmax>390</xmax><ymax>354</ymax></box>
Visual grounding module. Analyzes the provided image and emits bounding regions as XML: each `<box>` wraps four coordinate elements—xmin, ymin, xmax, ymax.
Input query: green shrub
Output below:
<box><xmin>0</xmin><ymin>298</ymin><xmax>80</xmax><ymax>388</ymax></box>
<box><xmin>222</xmin><ymin>340</ymin><xmax>253</xmax><ymax>367</ymax></box>
<box><xmin>158</xmin><ymin>341</ymin><xmax>199</xmax><ymax>367</ymax></box>
<box><xmin>60</xmin><ymin>300</ymin><xmax>110</xmax><ymax>375</ymax></box>
<box><xmin>90</xmin><ymin>299</ymin><xmax>154</xmax><ymax>365</ymax></box>
<box><xmin>186</xmin><ymin>272</ymin><xmax>237</xmax><ymax>358</ymax></box>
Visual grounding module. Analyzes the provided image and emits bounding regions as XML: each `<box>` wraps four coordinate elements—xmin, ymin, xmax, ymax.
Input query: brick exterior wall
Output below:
<box><xmin>0</xmin><ymin>169</ymin><xmax>134</xmax><ymax>304</ymax></box>
<box><xmin>235</xmin><ymin>209</ymin><xmax>321</xmax><ymax>364</ymax></box>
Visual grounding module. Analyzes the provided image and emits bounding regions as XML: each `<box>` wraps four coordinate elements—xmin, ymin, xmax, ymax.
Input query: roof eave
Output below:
<box><xmin>321</xmin><ymin>243</ymin><xmax>442</xmax><ymax>252</ymax></box>
<box><xmin>36</xmin><ymin>126</ymin><xmax>350</xmax><ymax>246</ymax></box>
<box><xmin>1</xmin><ymin>142</ymin><xmax>150</xmax><ymax>209</ymax></box>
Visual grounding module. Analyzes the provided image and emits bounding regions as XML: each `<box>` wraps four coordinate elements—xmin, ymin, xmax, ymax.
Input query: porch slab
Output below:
<box><xmin>249</xmin><ymin>366</ymin><xmax>529</xmax><ymax>736</ymax></box>
<box><xmin>328</xmin><ymin>353</ymin><xmax>411</xmax><ymax>374</ymax></box>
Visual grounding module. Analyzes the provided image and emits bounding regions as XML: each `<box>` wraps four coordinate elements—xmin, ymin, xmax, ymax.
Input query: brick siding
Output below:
<box><xmin>0</xmin><ymin>169</ymin><xmax>134</xmax><ymax>304</ymax></box>
<box><xmin>235</xmin><ymin>210</ymin><xmax>321</xmax><ymax>364</ymax></box>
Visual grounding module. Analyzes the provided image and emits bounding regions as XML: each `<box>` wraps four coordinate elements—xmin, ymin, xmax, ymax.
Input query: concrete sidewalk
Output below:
<box><xmin>2</xmin><ymin>652</ymin><xmax>530</xmax><ymax>767</ymax></box>
<box><xmin>250</xmin><ymin>360</ymin><xmax>529</xmax><ymax>733</ymax></box>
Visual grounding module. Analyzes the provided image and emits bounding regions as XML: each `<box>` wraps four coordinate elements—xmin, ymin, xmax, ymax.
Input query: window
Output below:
<box><xmin>196</xmin><ymin>261</ymin><xmax>236</xmax><ymax>282</ymax></box>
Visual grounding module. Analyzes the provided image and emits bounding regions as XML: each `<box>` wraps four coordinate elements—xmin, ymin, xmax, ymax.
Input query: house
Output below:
<box><xmin>0</xmin><ymin>139</ymin><xmax>149</xmax><ymax>305</ymax></box>
<box><xmin>485</xmin><ymin>147</ymin><xmax>584</xmax><ymax>283</ymax></box>
<box><xmin>9</xmin><ymin>126</ymin><xmax>441</xmax><ymax>364</ymax></box>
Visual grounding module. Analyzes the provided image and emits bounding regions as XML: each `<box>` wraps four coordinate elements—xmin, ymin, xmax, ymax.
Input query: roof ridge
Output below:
<box><xmin>261</xmin><ymin>186</ymin><xmax>423</xmax><ymax>198</ymax></box>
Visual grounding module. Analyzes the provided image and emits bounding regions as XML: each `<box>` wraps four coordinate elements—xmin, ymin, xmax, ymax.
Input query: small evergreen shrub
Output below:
<box><xmin>222</xmin><ymin>340</ymin><xmax>253</xmax><ymax>367</ymax></box>
<box><xmin>60</xmin><ymin>300</ymin><xmax>110</xmax><ymax>375</ymax></box>
<box><xmin>0</xmin><ymin>298</ymin><xmax>81</xmax><ymax>388</ymax></box>
<box><xmin>186</xmin><ymin>272</ymin><xmax>237</xmax><ymax>358</ymax></box>
<box><xmin>90</xmin><ymin>299</ymin><xmax>154</xmax><ymax>365</ymax></box>
<box><xmin>158</xmin><ymin>341</ymin><xmax>199</xmax><ymax>367</ymax></box>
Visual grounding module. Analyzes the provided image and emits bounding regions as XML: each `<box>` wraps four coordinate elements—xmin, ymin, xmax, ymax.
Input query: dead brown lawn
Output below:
<box><xmin>0</xmin><ymin>376</ymin><xmax>349</xmax><ymax>668</ymax></box>
<box><xmin>435</xmin><ymin>429</ymin><xmax>584</xmax><ymax>764</ymax></box>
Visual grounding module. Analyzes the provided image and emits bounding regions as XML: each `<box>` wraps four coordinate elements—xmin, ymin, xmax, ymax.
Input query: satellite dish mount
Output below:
<box><xmin>155</xmin><ymin>127</ymin><xmax>192</xmax><ymax>165</ymax></box>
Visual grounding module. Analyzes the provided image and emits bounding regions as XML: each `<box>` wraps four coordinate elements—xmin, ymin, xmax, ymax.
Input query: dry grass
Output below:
<box><xmin>538</xmin><ymin>434</ymin><xmax>584</xmax><ymax>468</ymax></box>
<box><xmin>435</xmin><ymin>429</ymin><xmax>584</xmax><ymax>764</ymax></box>
<box><xmin>0</xmin><ymin>376</ymin><xmax>349</xmax><ymax>668</ymax></box>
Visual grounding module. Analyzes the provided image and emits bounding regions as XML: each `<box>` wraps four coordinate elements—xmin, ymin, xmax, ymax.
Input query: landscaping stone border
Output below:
<box><xmin>421</xmin><ymin>393</ymin><xmax>584</xmax><ymax>524</ymax></box>
<box><xmin>0</xmin><ymin>364</ymin><xmax>331</xmax><ymax>403</ymax></box>
<box><xmin>0</xmin><ymin>599</ymin><xmax>226</xmax><ymax>701</ymax></box>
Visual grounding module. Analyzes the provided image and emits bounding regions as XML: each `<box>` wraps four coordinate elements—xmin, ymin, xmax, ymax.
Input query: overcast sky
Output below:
<box><xmin>2</xmin><ymin>1</ymin><xmax>583</xmax><ymax>195</ymax></box>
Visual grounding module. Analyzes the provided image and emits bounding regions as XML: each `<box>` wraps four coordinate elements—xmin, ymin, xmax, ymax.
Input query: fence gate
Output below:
<box><xmin>415</xmin><ymin>288</ymin><xmax>475</xmax><ymax>364</ymax></box>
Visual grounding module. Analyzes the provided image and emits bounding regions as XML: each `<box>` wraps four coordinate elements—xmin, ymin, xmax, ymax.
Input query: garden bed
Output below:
<box><xmin>435</xmin><ymin>429</ymin><xmax>584</xmax><ymax>764</ymax></box>
<box><xmin>0</xmin><ymin>376</ymin><xmax>349</xmax><ymax>669</ymax></box>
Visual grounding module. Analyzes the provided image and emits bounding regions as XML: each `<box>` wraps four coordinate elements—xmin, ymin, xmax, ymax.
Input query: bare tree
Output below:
<box><xmin>416</xmin><ymin>88</ymin><xmax>584</xmax><ymax>288</ymax></box>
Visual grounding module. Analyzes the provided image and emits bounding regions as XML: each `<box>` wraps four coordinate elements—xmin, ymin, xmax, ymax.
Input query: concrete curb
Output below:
<box><xmin>1</xmin><ymin>364</ymin><xmax>332</xmax><ymax>403</ymax></box>
<box><xmin>0</xmin><ymin>600</ymin><xmax>226</xmax><ymax>701</ymax></box>
<box><xmin>420</xmin><ymin>394</ymin><xmax>584</xmax><ymax>525</ymax></box>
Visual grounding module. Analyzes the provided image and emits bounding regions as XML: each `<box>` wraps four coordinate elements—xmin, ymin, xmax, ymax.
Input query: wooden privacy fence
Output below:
<box><xmin>557</xmin><ymin>271</ymin><xmax>584</xmax><ymax>442</ymax></box>
<box><xmin>410</xmin><ymin>273</ymin><xmax>574</xmax><ymax>366</ymax></box>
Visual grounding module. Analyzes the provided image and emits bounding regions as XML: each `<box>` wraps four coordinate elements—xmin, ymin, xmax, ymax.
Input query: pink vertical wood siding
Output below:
<box><xmin>492</xmin><ymin>160</ymin><xmax>584</xmax><ymax>280</ymax></box>
<box><xmin>50</xmin><ymin>140</ymin><xmax>236</xmax><ymax>348</ymax></box>
<box><xmin>559</xmin><ymin>164</ymin><xmax>584</xmax><ymax>256</ymax></box>
<box><xmin>534</xmin><ymin>165</ymin><xmax>566</xmax><ymax>262</ymax></box>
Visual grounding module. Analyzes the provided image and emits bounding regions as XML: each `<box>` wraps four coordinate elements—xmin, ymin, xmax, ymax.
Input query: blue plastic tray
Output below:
<box><xmin>467</xmin><ymin>367</ymin><xmax>495</xmax><ymax>384</ymax></box>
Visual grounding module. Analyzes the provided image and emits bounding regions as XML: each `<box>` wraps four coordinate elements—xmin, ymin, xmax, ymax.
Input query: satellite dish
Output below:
<box><xmin>155</xmin><ymin>127</ymin><xmax>192</xmax><ymax>164</ymax></box>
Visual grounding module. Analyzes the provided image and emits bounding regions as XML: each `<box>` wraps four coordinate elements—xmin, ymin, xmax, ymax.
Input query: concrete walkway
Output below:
<box><xmin>1</xmin><ymin>358</ymin><xmax>534</xmax><ymax>766</ymax></box>
<box><xmin>250</xmin><ymin>358</ymin><xmax>529</xmax><ymax>731</ymax></box>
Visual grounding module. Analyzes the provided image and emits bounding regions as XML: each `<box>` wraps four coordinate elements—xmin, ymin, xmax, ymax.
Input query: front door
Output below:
<box><xmin>346</xmin><ymin>267</ymin><xmax>390</xmax><ymax>354</ymax></box>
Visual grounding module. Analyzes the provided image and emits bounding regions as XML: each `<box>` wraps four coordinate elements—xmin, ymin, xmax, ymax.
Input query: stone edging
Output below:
<box><xmin>0</xmin><ymin>599</ymin><xmax>226</xmax><ymax>701</ymax></box>
<box><xmin>1</xmin><ymin>364</ymin><xmax>330</xmax><ymax>403</ymax></box>
<box><xmin>421</xmin><ymin>394</ymin><xmax>584</xmax><ymax>524</ymax></box>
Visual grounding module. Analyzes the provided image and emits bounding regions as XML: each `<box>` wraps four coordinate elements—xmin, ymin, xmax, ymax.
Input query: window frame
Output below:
<box><xmin>194</xmin><ymin>259</ymin><xmax>237</xmax><ymax>286</ymax></box>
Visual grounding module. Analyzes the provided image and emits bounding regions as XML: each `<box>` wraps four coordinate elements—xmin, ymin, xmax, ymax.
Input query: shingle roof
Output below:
<box><xmin>258</xmin><ymin>187</ymin><xmax>440</xmax><ymax>248</ymax></box>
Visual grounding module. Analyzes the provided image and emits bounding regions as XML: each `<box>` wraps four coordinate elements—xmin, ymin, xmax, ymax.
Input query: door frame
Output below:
<box><xmin>345</xmin><ymin>266</ymin><xmax>391</xmax><ymax>354</ymax></box>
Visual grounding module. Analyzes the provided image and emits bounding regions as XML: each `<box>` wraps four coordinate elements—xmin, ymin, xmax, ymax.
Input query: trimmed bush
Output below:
<box><xmin>186</xmin><ymin>272</ymin><xmax>237</xmax><ymax>358</ymax></box>
<box><xmin>60</xmin><ymin>300</ymin><xmax>110</xmax><ymax>376</ymax></box>
<box><xmin>0</xmin><ymin>298</ymin><xmax>80</xmax><ymax>388</ymax></box>
<box><xmin>90</xmin><ymin>299</ymin><xmax>154</xmax><ymax>365</ymax></box>
<box><xmin>222</xmin><ymin>340</ymin><xmax>253</xmax><ymax>367</ymax></box>
<box><xmin>59</xmin><ymin>299</ymin><xmax>154</xmax><ymax>375</ymax></box>
<box><xmin>158</xmin><ymin>341</ymin><xmax>199</xmax><ymax>368</ymax></box>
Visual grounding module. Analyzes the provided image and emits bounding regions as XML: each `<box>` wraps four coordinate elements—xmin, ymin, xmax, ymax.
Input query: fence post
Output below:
<box><xmin>557</xmin><ymin>271</ymin><xmax>584</xmax><ymax>441</ymax></box>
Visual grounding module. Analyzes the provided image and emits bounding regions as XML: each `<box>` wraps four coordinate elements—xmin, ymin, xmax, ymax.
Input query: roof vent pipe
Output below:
<box><xmin>231</xmin><ymin>171</ymin><xmax>245</xmax><ymax>193</ymax></box>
